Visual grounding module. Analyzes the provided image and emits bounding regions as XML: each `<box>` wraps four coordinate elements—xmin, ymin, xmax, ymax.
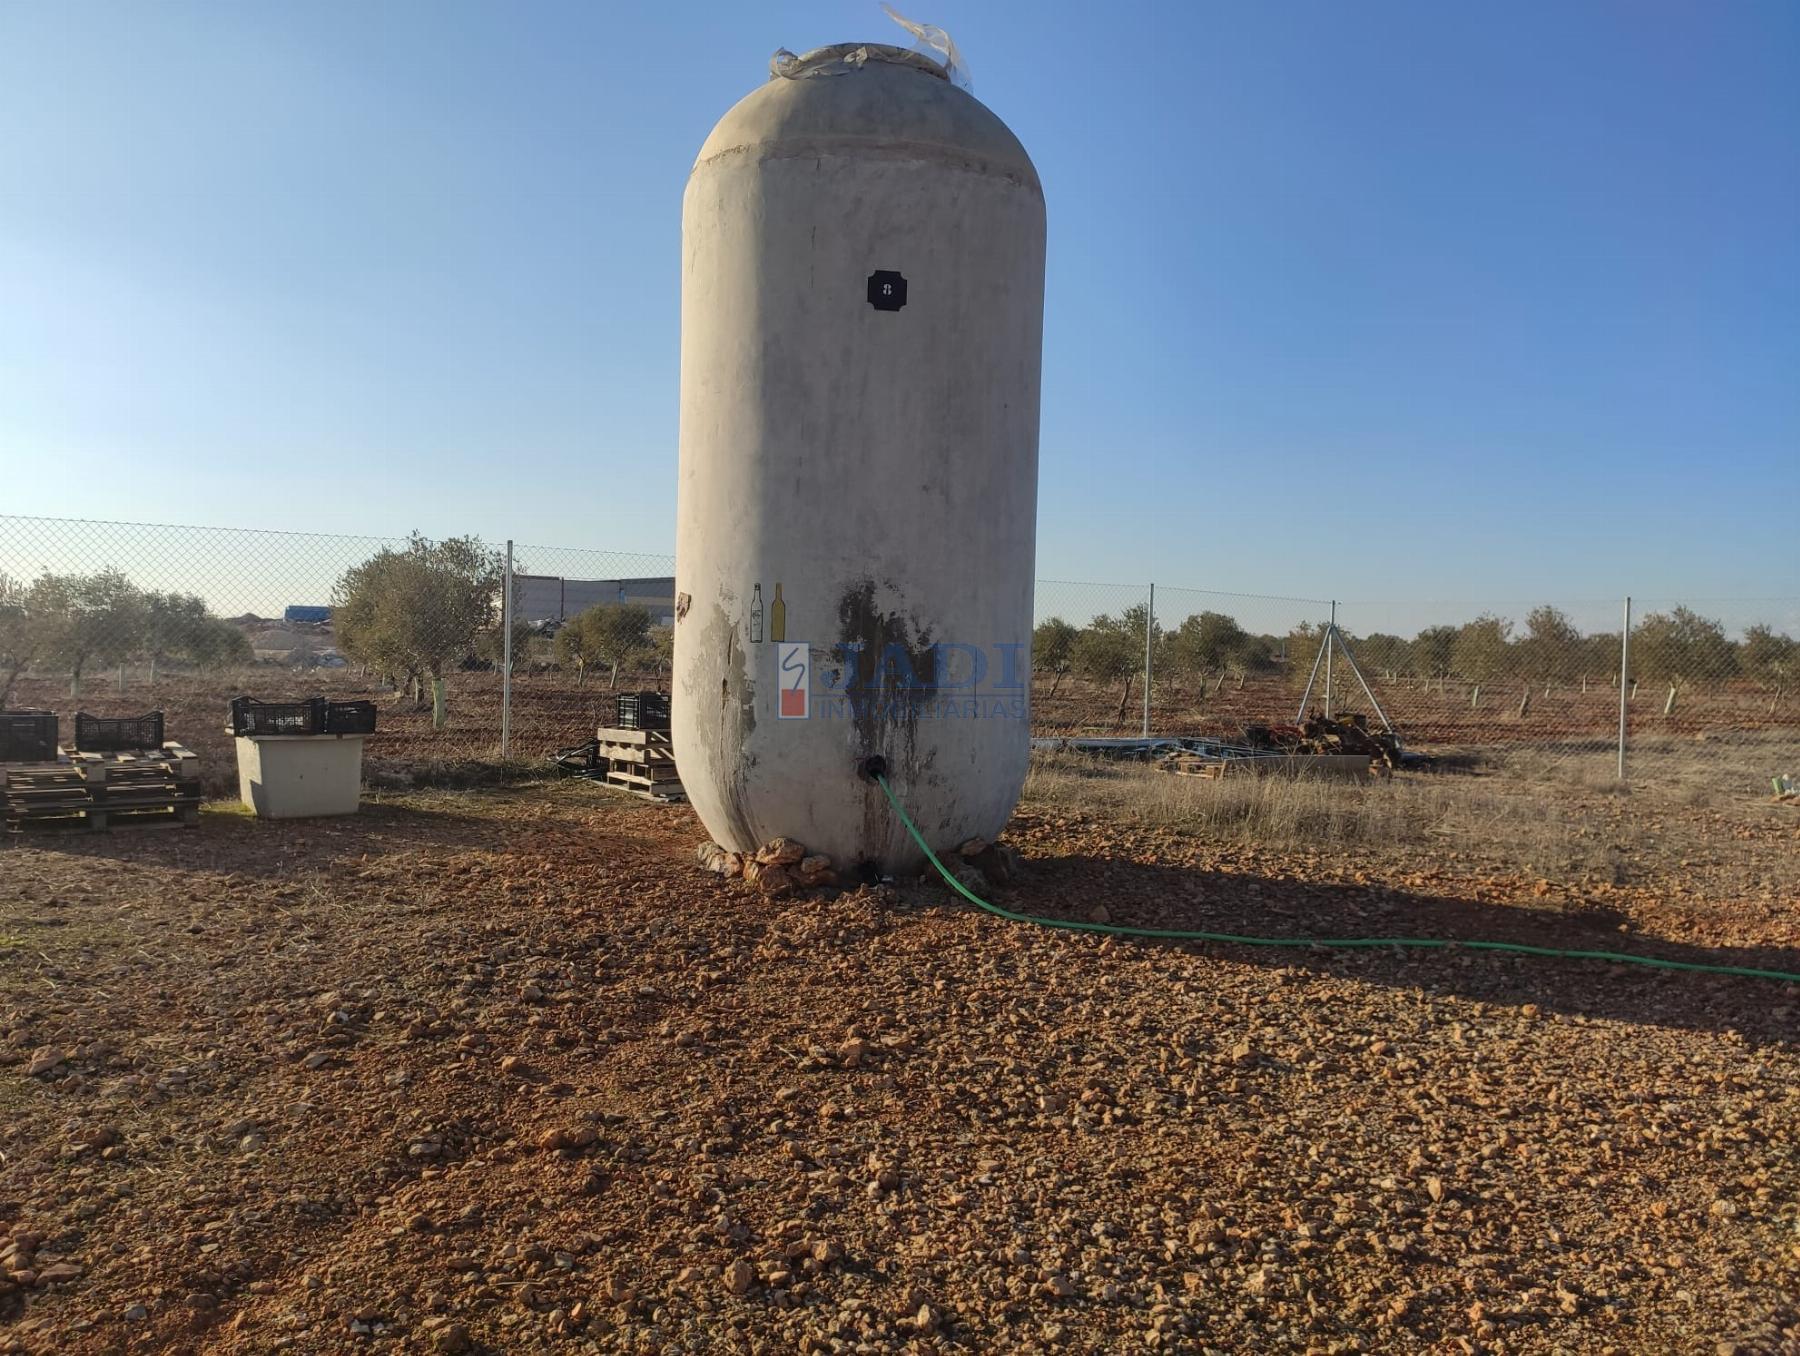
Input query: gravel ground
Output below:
<box><xmin>1</xmin><ymin>778</ymin><xmax>1797</xmax><ymax>1355</ymax></box>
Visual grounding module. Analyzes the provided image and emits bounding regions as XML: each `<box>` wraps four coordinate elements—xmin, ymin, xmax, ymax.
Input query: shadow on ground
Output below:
<box><xmin>0</xmin><ymin>793</ymin><xmax>571</xmax><ymax>880</ymax></box>
<box><xmin>986</xmin><ymin>854</ymin><xmax>1800</xmax><ymax>1046</ymax></box>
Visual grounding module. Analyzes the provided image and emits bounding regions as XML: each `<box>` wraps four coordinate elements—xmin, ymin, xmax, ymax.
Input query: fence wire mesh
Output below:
<box><xmin>1329</xmin><ymin>598</ymin><xmax>1635</xmax><ymax>775</ymax></box>
<box><xmin>1030</xmin><ymin>579</ymin><xmax>1154</xmax><ymax>736</ymax></box>
<box><xmin>2</xmin><ymin>515</ymin><xmax>1795</xmax><ymax>798</ymax></box>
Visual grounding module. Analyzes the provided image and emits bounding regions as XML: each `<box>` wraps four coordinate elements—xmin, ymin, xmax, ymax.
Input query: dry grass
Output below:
<box><xmin>1024</xmin><ymin>750</ymin><xmax>1621</xmax><ymax>881</ymax></box>
<box><xmin>1025</xmin><ymin>729</ymin><xmax>1800</xmax><ymax>894</ymax></box>
<box><xmin>1025</xmin><ymin>749</ymin><xmax>1418</xmax><ymax>840</ymax></box>
<box><xmin>1476</xmin><ymin>729</ymin><xmax>1793</xmax><ymax>799</ymax></box>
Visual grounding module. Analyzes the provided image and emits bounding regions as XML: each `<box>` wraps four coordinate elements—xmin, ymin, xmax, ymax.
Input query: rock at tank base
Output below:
<box><xmin>955</xmin><ymin>839</ymin><xmax>1023</xmax><ymax>888</ymax></box>
<box><xmin>697</xmin><ymin>839</ymin><xmax>839</xmax><ymax>895</ymax></box>
<box><xmin>758</xmin><ymin>865</ymin><xmax>799</xmax><ymax>898</ymax></box>
<box><xmin>755</xmin><ymin>837</ymin><xmax>807</xmax><ymax>867</ymax></box>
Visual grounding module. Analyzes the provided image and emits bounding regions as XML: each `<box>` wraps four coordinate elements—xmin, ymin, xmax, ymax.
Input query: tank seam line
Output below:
<box><xmin>691</xmin><ymin>142</ymin><xmax>1042</xmax><ymax>193</ymax></box>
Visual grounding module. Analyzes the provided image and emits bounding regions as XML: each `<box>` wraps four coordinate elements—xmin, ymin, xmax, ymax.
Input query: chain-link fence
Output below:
<box><xmin>1315</xmin><ymin>599</ymin><xmax>1634</xmax><ymax>783</ymax></box>
<box><xmin>1321</xmin><ymin>597</ymin><xmax>1800</xmax><ymax>789</ymax></box>
<box><xmin>2</xmin><ymin>515</ymin><xmax>1795</xmax><ymax>796</ymax></box>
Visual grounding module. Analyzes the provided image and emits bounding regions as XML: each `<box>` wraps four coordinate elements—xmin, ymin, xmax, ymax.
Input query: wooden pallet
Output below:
<box><xmin>3</xmin><ymin>743</ymin><xmax>201</xmax><ymax>831</ymax></box>
<box><xmin>592</xmin><ymin>726</ymin><xmax>685</xmax><ymax>802</ymax></box>
<box><xmin>2</xmin><ymin>763</ymin><xmax>90</xmax><ymax>828</ymax></box>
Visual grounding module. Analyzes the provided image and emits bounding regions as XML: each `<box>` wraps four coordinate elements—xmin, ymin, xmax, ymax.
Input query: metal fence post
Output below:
<box><xmin>1616</xmin><ymin>595</ymin><xmax>1630</xmax><ymax>781</ymax></box>
<box><xmin>501</xmin><ymin>540</ymin><xmax>514</xmax><ymax>759</ymax></box>
<box><xmin>1324</xmin><ymin>600</ymin><xmax>1336</xmax><ymax>719</ymax></box>
<box><xmin>1142</xmin><ymin>582</ymin><xmax>1154</xmax><ymax>737</ymax></box>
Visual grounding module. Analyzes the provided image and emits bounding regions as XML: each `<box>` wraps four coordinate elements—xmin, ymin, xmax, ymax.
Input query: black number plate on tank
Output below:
<box><xmin>866</xmin><ymin>271</ymin><xmax>907</xmax><ymax>311</ymax></box>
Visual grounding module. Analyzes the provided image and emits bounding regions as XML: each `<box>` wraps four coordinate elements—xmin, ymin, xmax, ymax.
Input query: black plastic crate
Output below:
<box><xmin>0</xmin><ymin>710</ymin><xmax>59</xmax><ymax>762</ymax></box>
<box><xmin>73</xmin><ymin>710</ymin><xmax>165</xmax><ymax>752</ymax></box>
<box><xmin>323</xmin><ymin>700</ymin><xmax>377</xmax><ymax>735</ymax></box>
<box><xmin>229</xmin><ymin>696</ymin><xmax>326</xmax><ymax>737</ymax></box>
<box><xmin>615</xmin><ymin>691</ymin><xmax>670</xmax><ymax>731</ymax></box>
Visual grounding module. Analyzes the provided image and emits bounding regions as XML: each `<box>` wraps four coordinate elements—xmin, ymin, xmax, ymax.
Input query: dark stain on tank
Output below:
<box><xmin>698</xmin><ymin>601</ymin><xmax>757</xmax><ymax>850</ymax></box>
<box><xmin>835</xmin><ymin>578</ymin><xmax>936</xmax><ymax>865</ymax></box>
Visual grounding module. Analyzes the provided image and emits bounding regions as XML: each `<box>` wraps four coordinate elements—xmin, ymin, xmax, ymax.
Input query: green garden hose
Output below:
<box><xmin>874</xmin><ymin>774</ymin><xmax>1800</xmax><ymax>986</ymax></box>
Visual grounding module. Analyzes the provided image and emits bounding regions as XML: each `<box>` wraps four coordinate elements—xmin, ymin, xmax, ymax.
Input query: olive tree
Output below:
<box><xmin>1032</xmin><ymin>617</ymin><xmax>1077</xmax><ymax>697</ymax></box>
<box><xmin>187</xmin><ymin>617</ymin><xmax>253</xmax><ymax>668</ymax></box>
<box><xmin>1284</xmin><ymin>622</ymin><xmax>1326</xmax><ymax>694</ymax></box>
<box><xmin>1283</xmin><ymin>622</ymin><xmax>1374</xmax><ymax>701</ymax></box>
<box><xmin>1450</xmin><ymin>614</ymin><xmax>1514</xmax><ymax>685</ymax></box>
<box><xmin>333</xmin><ymin>534</ymin><xmax>502</xmax><ymax>728</ymax></box>
<box><xmin>556</xmin><ymin>603</ymin><xmax>653</xmax><ymax>689</ymax></box>
<box><xmin>1070</xmin><ymin>607</ymin><xmax>1147</xmax><ymax>718</ymax></box>
<box><xmin>142</xmin><ymin>591</ymin><xmax>247</xmax><ymax>679</ymax></box>
<box><xmin>1740</xmin><ymin>624</ymin><xmax>1797</xmax><ymax>691</ymax></box>
<box><xmin>1354</xmin><ymin>633</ymin><xmax>1411</xmax><ymax>679</ymax></box>
<box><xmin>32</xmin><ymin>569</ymin><xmax>147</xmax><ymax>699</ymax></box>
<box><xmin>1410</xmin><ymin>625</ymin><xmax>1456</xmax><ymax>681</ymax></box>
<box><xmin>474</xmin><ymin>573</ymin><xmax>534</xmax><ymax>674</ymax></box>
<box><xmin>0</xmin><ymin>572</ymin><xmax>44</xmax><ymax>706</ymax></box>
<box><xmin>1631</xmin><ymin>607</ymin><xmax>1736</xmax><ymax>689</ymax></box>
<box><xmin>1516</xmin><ymin>605</ymin><xmax>1583</xmax><ymax>684</ymax></box>
<box><xmin>649</xmin><ymin>624</ymin><xmax>675</xmax><ymax>681</ymax></box>
<box><xmin>1163</xmin><ymin>611</ymin><xmax>1251</xmax><ymax>689</ymax></box>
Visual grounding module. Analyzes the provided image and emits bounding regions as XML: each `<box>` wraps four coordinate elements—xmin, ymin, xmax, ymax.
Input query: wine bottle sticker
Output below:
<box><xmin>748</xmin><ymin>583</ymin><xmax>763</xmax><ymax>643</ymax></box>
<box><xmin>770</xmin><ymin>583</ymin><xmax>787</xmax><ymax>643</ymax></box>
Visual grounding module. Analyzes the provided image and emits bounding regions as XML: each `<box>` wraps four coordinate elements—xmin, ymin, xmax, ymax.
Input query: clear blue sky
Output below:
<box><xmin>1</xmin><ymin>1</ymin><xmax>1795</xmax><ymax>603</ymax></box>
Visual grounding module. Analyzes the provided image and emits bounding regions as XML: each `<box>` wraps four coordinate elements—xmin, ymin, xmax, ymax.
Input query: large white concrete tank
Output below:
<box><xmin>674</xmin><ymin>40</ymin><xmax>1045</xmax><ymax>874</ymax></box>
